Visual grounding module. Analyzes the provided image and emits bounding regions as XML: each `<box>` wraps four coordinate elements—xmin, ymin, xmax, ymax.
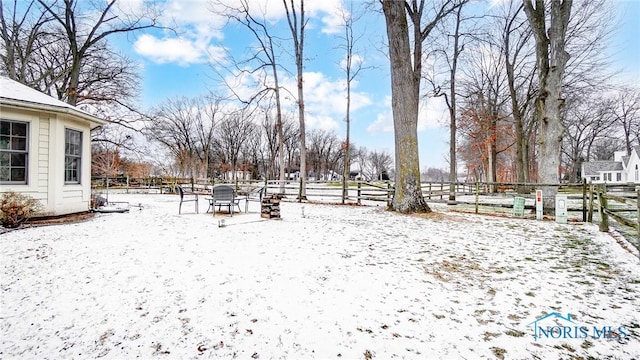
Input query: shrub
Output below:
<box><xmin>0</xmin><ymin>192</ymin><xmax>43</xmax><ymax>228</ymax></box>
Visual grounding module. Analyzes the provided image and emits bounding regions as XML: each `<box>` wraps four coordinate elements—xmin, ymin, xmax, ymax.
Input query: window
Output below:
<box><xmin>0</xmin><ymin>120</ymin><xmax>28</xmax><ymax>184</ymax></box>
<box><xmin>616</xmin><ymin>172</ymin><xmax>621</xmax><ymax>182</ymax></box>
<box><xmin>65</xmin><ymin>128</ymin><xmax>82</xmax><ymax>183</ymax></box>
<box><xmin>636</xmin><ymin>165</ymin><xmax>639</xmax><ymax>182</ymax></box>
<box><xmin>606</xmin><ymin>173</ymin><xmax>612</xmax><ymax>182</ymax></box>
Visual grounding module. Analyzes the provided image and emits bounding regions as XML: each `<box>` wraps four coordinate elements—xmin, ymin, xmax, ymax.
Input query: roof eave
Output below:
<box><xmin>0</xmin><ymin>97</ymin><xmax>107</xmax><ymax>129</ymax></box>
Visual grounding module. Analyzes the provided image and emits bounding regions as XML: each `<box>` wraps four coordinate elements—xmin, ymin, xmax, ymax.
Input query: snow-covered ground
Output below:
<box><xmin>1</xmin><ymin>194</ymin><xmax>639</xmax><ymax>359</ymax></box>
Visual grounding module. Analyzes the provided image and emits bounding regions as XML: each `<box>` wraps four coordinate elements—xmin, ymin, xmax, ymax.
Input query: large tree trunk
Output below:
<box><xmin>273</xmin><ymin>70</ymin><xmax>286</xmax><ymax>194</ymax></box>
<box><xmin>382</xmin><ymin>0</ymin><xmax>430</xmax><ymax>213</ymax></box>
<box><xmin>283</xmin><ymin>0</ymin><xmax>306</xmax><ymax>200</ymax></box>
<box><xmin>524</xmin><ymin>0</ymin><xmax>572</xmax><ymax>212</ymax></box>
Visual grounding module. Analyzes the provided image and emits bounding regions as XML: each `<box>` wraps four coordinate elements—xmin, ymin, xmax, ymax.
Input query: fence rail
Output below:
<box><xmin>91</xmin><ymin>176</ymin><xmax>640</xmax><ymax>251</ymax></box>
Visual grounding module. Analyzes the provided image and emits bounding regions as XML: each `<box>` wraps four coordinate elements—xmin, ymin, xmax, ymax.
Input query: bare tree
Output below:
<box><xmin>368</xmin><ymin>150</ymin><xmax>393</xmax><ymax>181</ymax></box>
<box><xmin>36</xmin><ymin>0</ymin><xmax>160</xmax><ymax>106</ymax></box>
<box><xmin>382</xmin><ymin>0</ymin><xmax>463</xmax><ymax>213</ymax></box>
<box><xmin>212</xmin><ymin>0</ymin><xmax>287</xmax><ymax>192</ymax></box>
<box><xmin>145</xmin><ymin>97</ymin><xmax>207</xmax><ymax>188</ymax></box>
<box><xmin>0</xmin><ymin>0</ymin><xmax>54</xmax><ymax>84</ymax></box>
<box><xmin>611</xmin><ymin>87</ymin><xmax>640</xmax><ymax>154</ymax></box>
<box><xmin>426</xmin><ymin>1</ymin><xmax>479</xmax><ymax>202</ymax></box>
<box><xmin>497</xmin><ymin>1</ymin><xmax>537</xmax><ymax>187</ymax></box>
<box><xmin>282</xmin><ymin>0</ymin><xmax>308</xmax><ymax>200</ymax></box>
<box><xmin>523</xmin><ymin>0</ymin><xmax>572</xmax><ymax>210</ymax></box>
<box><xmin>259</xmin><ymin>105</ymin><xmax>280</xmax><ymax>180</ymax></box>
<box><xmin>197</xmin><ymin>94</ymin><xmax>224</xmax><ymax>179</ymax></box>
<box><xmin>336</xmin><ymin>2</ymin><xmax>370</xmax><ymax>202</ymax></box>
<box><xmin>306</xmin><ymin>129</ymin><xmax>343</xmax><ymax>180</ymax></box>
<box><xmin>216</xmin><ymin>109</ymin><xmax>256</xmax><ymax>182</ymax></box>
<box><xmin>562</xmin><ymin>92</ymin><xmax>615</xmax><ymax>181</ymax></box>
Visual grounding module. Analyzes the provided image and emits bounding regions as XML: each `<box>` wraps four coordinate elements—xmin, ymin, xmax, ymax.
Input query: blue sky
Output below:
<box><xmin>114</xmin><ymin>0</ymin><xmax>640</xmax><ymax>170</ymax></box>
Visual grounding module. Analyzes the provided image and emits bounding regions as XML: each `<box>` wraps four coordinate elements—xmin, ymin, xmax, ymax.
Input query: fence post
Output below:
<box><xmin>475</xmin><ymin>181</ymin><xmax>479</xmax><ymax>214</ymax></box>
<box><xmin>598</xmin><ymin>187</ymin><xmax>609</xmax><ymax>232</ymax></box>
<box><xmin>582</xmin><ymin>179</ymin><xmax>587</xmax><ymax>222</ymax></box>
<box><xmin>387</xmin><ymin>182</ymin><xmax>392</xmax><ymax>208</ymax></box>
<box><xmin>428</xmin><ymin>182</ymin><xmax>432</xmax><ymax>200</ymax></box>
<box><xmin>588</xmin><ymin>183</ymin><xmax>593</xmax><ymax>222</ymax></box>
<box><xmin>357</xmin><ymin>182</ymin><xmax>362</xmax><ymax>205</ymax></box>
<box><xmin>440</xmin><ymin>181</ymin><xmax>443</xmax><ymax>200</ymax></box>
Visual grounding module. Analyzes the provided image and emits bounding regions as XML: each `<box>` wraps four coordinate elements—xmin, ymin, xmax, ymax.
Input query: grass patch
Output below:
<box><xmin>525</xmin><ymin>291</ymin><xmax>535</xmax><ymax>297</ymax></box>
<box><xmin>491</xmin><ymin>347</ymin><xmax>506</xmax><ymax>359</ymax></box>
<box><xmin>507</xmin><ymin>314</ymin><xmax>522</xmax><ymax>321</ymax></box>
<box><xmin>581</xmin><ymin>340</ymin><xmax>594</xmax><ymax>350</ymax></box>
<box><xmin>504</xmin><ymin>329</ymin><xmax>526</xmax><ymax>337</ymax></box>
<box><xmin>483</xmin><ymin>332</ymin><xmax>501</xmax><ymax>341</ymax></box>
<box><xmin>575</xmin><ymin>280</ymin><xmax>594</xmax><ymax>286</ymax></box>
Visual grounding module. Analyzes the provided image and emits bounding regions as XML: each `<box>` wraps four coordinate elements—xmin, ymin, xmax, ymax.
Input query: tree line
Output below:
<box><xmin>2</xmin><ymin>0</ymin><xmax>639</xmax><ymax>213</ymax></box>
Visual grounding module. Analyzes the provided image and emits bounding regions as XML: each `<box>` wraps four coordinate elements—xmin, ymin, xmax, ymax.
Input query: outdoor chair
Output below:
<box><xmin>245</xmin><ymin>186</ymin><xmax>266</xmax><ymax>212</ymax></box>
<box><xmin>207</xmin><ymin>185</ymin><xmax>243</xmax><ymax>216</ymax></box>
<box><xmin>177</xmin><ymin>185</ymin><xmax>199</xmax><ymax>214</ymax></box>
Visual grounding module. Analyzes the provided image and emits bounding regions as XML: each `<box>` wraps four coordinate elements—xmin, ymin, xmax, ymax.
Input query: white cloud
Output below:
<box><xmin>133</xmin><ymin>34</ymin><xmax>225</xmax><ymax>65</ymax></box>
<box><xmin>367</xmin><ymin>110</ymin><xmax>394</xmax><ymax>134</ymax></box>
<box><xmin>306</xmin><ymin>114</ymin><xmax>340</xmax><ymax>131</ymax></box>
<box><xmin>133</xmin><ymin>0</ymin><xmax>346</xmax><ymax>66</ymax></box>
<box><xmin>133</xmin><ymin>0</ymin><xmax>227</xmax><ymax>65</ymax></box>
<box><xmin>366</xmin><ymin>96</ymin><xmax>448</xmax><ymax>134</ymax></box>
<box><xmin>418</xmin><ymin>97</ymin><xmax>448</xmax><ymax>131</ymax></box>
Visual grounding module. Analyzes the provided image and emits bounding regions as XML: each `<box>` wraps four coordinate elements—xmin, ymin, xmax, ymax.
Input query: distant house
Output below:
<box><xmin>581</xmin><ymin>147</ymin><xmax>640</xmax><ymax>184</ymax></box>
<box><xmin>1</xmin><ymin>77</ymin><xmax>106</xmax><ymax>215</ymax></box>
<box><xmin>223</xmin><ymin>169</ymin><xmax>251</xmax><ymax>181</ymax></box>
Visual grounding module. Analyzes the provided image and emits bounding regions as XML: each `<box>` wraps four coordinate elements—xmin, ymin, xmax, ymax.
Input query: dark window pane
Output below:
<box><xmin>0</xmin><ymin>136</ymin><xmax>8</xmax><ymax>150</ymax></box>
<box><xmin>0</xmin><ymin>153</ymin><xmax>9</xmax><ymax>166</ymax></box>
<box><xmin>11</xmin><ymin>137</ymin><xmax>26</xmax><ymax>151</ymax></box>
<box><xmin>0</xmin><ymin>121</ymin><xmax>9</xmax><ymax>135</ymax></box>
<box><xmin>0</xmin><ymin>166</ymin><xmax>8</xmax><ymax>181</ymax></box>
<box><xmin>11</xmin><ymin>167</ymin><xmax>25</xmax><ymax>182</ymax></box>
<box><xmin>12</xmin><ymin>123</ymin><xmax>27</xmax><ymax>136</ymax></box>
<box><xmin>11</xmin><ymin>153</ymin><xmax>25</xmax><ymax>166</ymax></box>
<box><xmin>65</xmin><ymin>157</ymin><xmax>79</xmax><ymax>182</ymax></box>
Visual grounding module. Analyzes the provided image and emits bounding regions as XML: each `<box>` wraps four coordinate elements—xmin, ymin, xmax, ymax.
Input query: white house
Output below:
<box><xmin>581</xmin><ymin>147</ymin><xmax>640</xmax><ymax>184</ymax></box>
<box><xmin>1</xmin><ymin>77</ymin><xmax>106</xmax><ymax>215</ymax></box>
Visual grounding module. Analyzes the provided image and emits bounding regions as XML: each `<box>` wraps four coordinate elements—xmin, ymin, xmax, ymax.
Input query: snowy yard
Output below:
<box><xmin>1</xmin><ymin>194</ymin><xmax>639</xmax><ymax>359</ymax></box>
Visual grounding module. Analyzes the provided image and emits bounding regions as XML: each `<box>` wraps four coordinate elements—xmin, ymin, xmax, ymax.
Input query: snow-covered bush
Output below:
<box><xmin>0</xmin><ymin>192</ymin><xmax>42</xmax><ymax>228</ymax></box>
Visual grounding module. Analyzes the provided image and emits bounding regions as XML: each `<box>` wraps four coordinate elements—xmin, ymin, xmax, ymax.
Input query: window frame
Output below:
<box><xmin>64</xmin><ymin>128</ymin><xmax>82</xmax><ymax>184</ymax></box>
<box><xmin>0</xmin><ymin>119</ymin><xmax>29</xmax><ymax>184</ymax></box>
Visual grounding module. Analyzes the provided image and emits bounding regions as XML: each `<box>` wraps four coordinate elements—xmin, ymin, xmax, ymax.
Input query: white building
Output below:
<box><xmin>1</xmin><ymin>77</ymin><xmax>106</xmax><ymax>215</ymax></box>
<box><xmin>581</xmin><ymin>147</ymin><xmax>640</xmax><ymax>184</ymax></box>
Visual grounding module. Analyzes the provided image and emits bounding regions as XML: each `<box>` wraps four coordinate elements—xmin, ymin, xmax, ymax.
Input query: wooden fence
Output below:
<box><xmin>587</xmin><ymin>183</ymin><xmax>639</xmax><ymax>240</ymax></box>
<box><xmin>91</xmin><ymin>176</ymin><xmax>640</xmax><ymax>252</ymax></box>
<box><xmin>92</xmin><ymin>176</ymin><xmax>587</xmax><ymax>210</ymax></box>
